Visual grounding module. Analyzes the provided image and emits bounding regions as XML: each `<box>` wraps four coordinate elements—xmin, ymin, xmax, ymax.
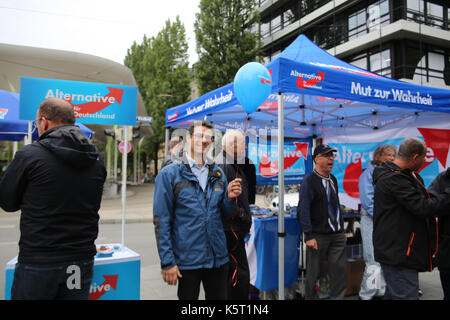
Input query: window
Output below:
<box><xmin>426</xmin><ymin>2</ymin><xmax>443</xmax><ymax>28</ymax></box>
<box><xmin>403</xmin><ymin>42</ymin><xmax>448</xmax><ymax>85</ymax></box>
<box><xmin>347</xmin><ymin>49</ymin><xmax>392</xmax><ymax>77</ymax></box>
<box><xmin>348</xmin><ymin>0</ymin><xmax>391</xmax><ymax>41</ymax></box>
<box><xmin>406</xmin><ymin>0</ymin><xmax>446</xmax><ymax>29</ymax></box>
<box><xmin>261</xmin><ymin>21</ymin><xmax>270</xmax><ymax>39</ymax></box>
<box><xmin>271</xmin><ymin>15</ymin><xmax>282</xmax><ymax>34</ymax></box>
<box><xmin>348</xmin><ymin>9</ymin><xmax>367</xmax><ymax>40</ymax></box>
<box><xmin>350</xmin><ymin>55</ymin><xmax>368</xmax><ymax>69</ymax></box>
<box><xmin>283</xmin><ymin>9</ymin><xmax>295</xmax><ymax>27</ymax></box>
<box><xmin>370</xmin><ymin>49</ymin><xmax>391</xmax><ymax>76</ymax></box>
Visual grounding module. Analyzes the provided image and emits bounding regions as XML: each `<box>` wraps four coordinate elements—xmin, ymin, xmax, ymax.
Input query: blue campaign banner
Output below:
<box><xmin>19</xmin><ymin>77</ymin><xmax>137</xmax><ymax>126</ymax></box>
<box><xmin>248</xmin><ymin>138</ymin><xmax>312</xmax><ymax>185</ymax></box>
<box><xmin>324</xmin><ymin>125</ymin><xmax>450</xmax><ymax>209</ymax></box>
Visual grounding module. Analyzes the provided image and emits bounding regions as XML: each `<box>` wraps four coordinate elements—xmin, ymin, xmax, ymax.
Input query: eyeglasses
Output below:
<box><xmin>319</xmin><ymin>153</ymin><xmax>336</xmax><ymax>159</ymax></box>
<box><xmin>32</xmin><ymin>117</ymin><xmax>51</xmax><ymax>128</ymax></box>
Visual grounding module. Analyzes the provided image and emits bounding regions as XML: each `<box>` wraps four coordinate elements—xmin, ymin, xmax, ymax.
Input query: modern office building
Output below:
<box><xmin>257</xmin><ymin>0</ymin><xmax>450</xmax><ymax>89</ymax></box>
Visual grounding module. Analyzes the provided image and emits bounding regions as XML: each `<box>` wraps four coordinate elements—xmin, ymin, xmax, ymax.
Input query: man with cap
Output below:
<box><xmin>297</xmin><ymin>144</ymin><xmax>347</xmax><ymax>300</ymax></box>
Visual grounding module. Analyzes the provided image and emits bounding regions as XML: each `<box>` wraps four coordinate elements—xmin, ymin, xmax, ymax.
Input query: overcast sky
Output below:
<box><xmin>0</xmin><ymin>0</ymin><xmax>200</xmax><ymax>66</ymax></box>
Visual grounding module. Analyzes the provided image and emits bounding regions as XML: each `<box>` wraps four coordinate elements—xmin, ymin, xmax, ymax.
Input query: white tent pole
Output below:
<box><xmin>114</xmin><ymin>125</ymin><xmax>118</xmax><ymax>181</ymax></box>
<box><xmin>121</xmin><ymin>126</ymin><xmax>128</xmax><ymax>247</ymax></box>
<box><xmin>277</xmin><ymin>92</ymin><xmax>285</xmax><ymax>300</ymax></box>
<box><xmin>164</xmin><ymin>128</ymin><xmax>170</xmax><ymax>157</ymax></box>
<box><xmin>106</xmin><ymin>136</ymin><xmax>112</xmax><ymax>179</ymax></box>
<box><xmin>26</xmin><ymin>120</ymin><xmax>32</xmax><ymax>145</ymax></box>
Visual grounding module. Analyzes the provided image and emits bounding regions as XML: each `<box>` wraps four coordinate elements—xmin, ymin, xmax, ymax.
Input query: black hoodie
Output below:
<box><xmin>0</xmin><ymin>125</ymin><xmax>106</xmax><ymax>264</ymax></box>
<box><xmin>373</xmin><ymin>161</ymin><xmax>450</xmax><ymax>272</ymax></box>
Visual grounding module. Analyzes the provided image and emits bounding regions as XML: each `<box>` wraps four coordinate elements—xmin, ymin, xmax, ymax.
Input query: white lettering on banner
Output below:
<box><xmin>249</xmin><ymin>146</ymin><xmax>303</xmax><ymax>159</ymax></box>
<box><xmin>350</xmin><ymin>82</ymin><xmax>433</xmax><ymax>106</ymax></box>
<box><xmin>187</xmin><ymin>90</ymin><xmax>233</xmax><ymax>116</ymax></box>
<box><xmin>290</xmin><ymin>70</ymin><xmax>322</xmax><ymax>81</ymax></box>
<box><xmin>75</xmin><ymin>112</ymin><xmax>116</xmax><ymax>119</ymax></box>
<box><xmin>333</xmin><ymin>146</ymin><xmax>372</xmax><ymax>165</ymax></box>
<box><xmin>46</xmin><ymin>89</ymin><xmax>117</xmax><ymax>104</ymax></box>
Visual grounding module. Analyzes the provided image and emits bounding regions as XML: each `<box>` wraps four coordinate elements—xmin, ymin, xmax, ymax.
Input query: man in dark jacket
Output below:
<box><xmin>373</xmin><ymin>137</ymin><xmax>450</xmax><ymax>300</ymax></box>
<box><xmin>297</xmin><ymin>144</ymin><xmax>347</xmax><ymax>300</ymax></box>
<box><xmin>428</xmin><ymin>168</ymin><xmax>450</xmax><ymax>300</ymax></box>
<box><xmin>0</xmin><ymin>98</ymin><xmax>106</xmax><ymax>300</ymax></box>
<box><xmin>215</xmin><ymin>129</ymin><xmax>256</xmax><ymax>300</ymax></box>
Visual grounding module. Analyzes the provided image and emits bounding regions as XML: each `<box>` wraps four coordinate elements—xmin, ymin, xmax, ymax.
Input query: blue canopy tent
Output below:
<box><xmin>165</xmin><ymin>34</ymin><xmax>450</xmax><ymax>299</ymax></box>
<box><xmin>0</xmin><ymin>89</ymin><xmax>94</xmax><ymax>141</ymax></box>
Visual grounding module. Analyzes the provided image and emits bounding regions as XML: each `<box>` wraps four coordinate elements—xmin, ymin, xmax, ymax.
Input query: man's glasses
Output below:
<box><xmin>319</xmin><ymin>153</ymin><xmax>336</xmax><ymax>159</ymax></box>
<box><xmin>32</xmin><ymin>117</ymin><xmax>50</xmax><ymax>128</ymax></box>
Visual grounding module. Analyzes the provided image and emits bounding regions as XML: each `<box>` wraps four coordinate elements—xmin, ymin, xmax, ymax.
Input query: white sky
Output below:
<box><xmin>0</xmin><ymin>0</ymin><xmax>200</xmax><ymax>66</ymax></box>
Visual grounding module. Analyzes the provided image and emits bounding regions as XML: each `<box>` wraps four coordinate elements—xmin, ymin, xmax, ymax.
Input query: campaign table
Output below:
<box><xmin>4</xmin><ymin>244</ymin><xmax>140</xmax><ymax>300</ymax></box>
<box><xmin>245</xmin><ymin>215</ymin><xmax>301</xmax><ymax>293</ymax></box>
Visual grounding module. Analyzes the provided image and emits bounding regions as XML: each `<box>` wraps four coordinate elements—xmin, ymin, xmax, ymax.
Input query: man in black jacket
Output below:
<box><xmin>428</xmin><ymin>168</ymin><xmax>450</xmax><ymax>300</ymax></box>
<box><xmin>373</xmin><ymin>137</ymin><xmax>450</xmax><ymax>300</ymax></box>
<box><xmin>297</xmin><ymin>144</ymin><xmax>347</xmax><ymax>300</ymax></box>
<box><xmin>215</xmin><ymin>129</ymin><xmax>255</xmax><ymax>300</ymax></box>
<box><xmin>0</xmin><ymin>98</ymin><xmax>106</xmax><ymax>300</ymax></box>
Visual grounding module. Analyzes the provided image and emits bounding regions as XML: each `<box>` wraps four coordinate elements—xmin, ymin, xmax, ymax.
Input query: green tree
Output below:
<box><xmin>125</xmin><ymin>16</ymin><xmax>191</xmax><ymax>175</ymax></box>
<box><xmin>194</xmin><ymin>0</ymin><xmax>262</xmax><ymax>95</ymax></box>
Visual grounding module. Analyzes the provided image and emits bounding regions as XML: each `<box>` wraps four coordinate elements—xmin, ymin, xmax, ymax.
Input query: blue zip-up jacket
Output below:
<box><xmin>153</xmin><ymin>157</ymin><xmax>235</xmax><ymax>270</ymax></box>
<box><xmin>359</xmin><ymin>163</ymin><xmax>375</xmax><ymax>216</ymax></box>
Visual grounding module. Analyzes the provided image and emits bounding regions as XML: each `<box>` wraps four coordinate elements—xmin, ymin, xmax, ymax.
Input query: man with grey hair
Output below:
<box><xmin>215</xmin><ymin>129</ymin><xmax>256</xmax><ymax>299</ymax></box>
<box><xmin>373</xmin><ymin>137</ymin><xmax>450</xmax><ymax>300</ymax></box>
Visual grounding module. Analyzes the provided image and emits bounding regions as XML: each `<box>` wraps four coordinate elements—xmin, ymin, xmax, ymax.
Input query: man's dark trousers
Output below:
<box><xmin>11</xmin><ymin>258</ymin><xmax>94</xmax><ymax>300</ymax></box>
<box><xmin>305</xmin><ymin>232</ymin><xmax>347</xmax><ymax>300</ymax></box>
<box><xmin>381</xmin><ymin>264</ymin><xmax>419</xmax><ymax>300</ymax></box>
<box><xmin>177</xmin><ymin>263</ymin><xmax>229</xmax><ymax>300</ymax></box>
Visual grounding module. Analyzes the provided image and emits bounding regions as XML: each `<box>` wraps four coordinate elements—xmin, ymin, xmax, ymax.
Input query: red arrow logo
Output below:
<box><xmin>70</xmin><ymin>87</ymin><xmax>123</xmax><ymax>118</ymax></box>
<box><xmin>343</xmin><ymin>158</ymin><xmax>363</xmax><ymax>198</ymax></box>
<box><xmin>259</xmin><ymin>142</ymin><xmax>309</xmax><ymax>177</ymax></box>
<box><xmin>417</xmin><ymin>128</ymin><xmax>450</xmax><ymax>171</ymax></box>
<box><xmin>89</xmin><ymin>275</ymin><xmax>118</xmax><ymax>300</ymax></box>
<box><xmin>168</xmin><ymin>110</ymin><xmax>178</xmax><ymax>123</ymax></box>
<box><xmin>296</xmin><ymin>71</ymin><xmax>325</xmax><ymax>89</ymax></box>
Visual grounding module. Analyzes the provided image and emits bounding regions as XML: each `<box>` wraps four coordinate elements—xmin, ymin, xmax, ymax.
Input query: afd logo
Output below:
<box><xmin>168</xmin><ymin>110</ymin><xmax>178</xmax><ymax>123</ymax></box>
<box><xmin>0</xmin><ymin>108</ymin><xmax>8</xmax><ymax>119</ymax></box>
<box><xmin>258</xmin><ymin>142</ymin><xmax>309</xmax><ymax>178</ymax></box>
<box><xmin>291</xmin><ymin>70</ymin><xmax>325</xmax><ymax>89</ymax></box>
<box><xmin>89</xmin><ymin>275</ymin><xmax>118</xmax><ymax>300</ymax></box>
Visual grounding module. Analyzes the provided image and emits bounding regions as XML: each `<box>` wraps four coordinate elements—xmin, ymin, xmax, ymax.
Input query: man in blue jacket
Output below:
<box><xmin>153</xmin><ymin>120</ymin><xmax>242</xmax><ymax>300</ymax></box>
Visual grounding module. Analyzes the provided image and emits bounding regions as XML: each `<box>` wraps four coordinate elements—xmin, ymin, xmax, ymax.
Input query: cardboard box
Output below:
<box><xmin>345</xmin><ymin>259</ymin><xmax>365</xmax><ymax>296</ymax></box>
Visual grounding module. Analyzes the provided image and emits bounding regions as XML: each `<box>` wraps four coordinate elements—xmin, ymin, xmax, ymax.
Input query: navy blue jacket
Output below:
<box><xmin>153</xmin><ymin>157</ymin><xmax>235</xmax><ymax>270</ymax></box>
<box><xmin>297</xmin><ymin>170</ymin><xmax>344</xmax><ymax>241</ymax></box>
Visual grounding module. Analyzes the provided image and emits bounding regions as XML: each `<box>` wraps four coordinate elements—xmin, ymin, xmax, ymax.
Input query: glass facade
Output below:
<box><xmin>259</xmin><ymin>0</ymin><xmax>450</xmax><ymax>86</ymax></box>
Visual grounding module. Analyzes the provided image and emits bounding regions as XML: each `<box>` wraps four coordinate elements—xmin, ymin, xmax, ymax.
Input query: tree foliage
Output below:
<box><xmin>124</xmin><ymin>16</ymin><xmax>191</xmax><ymax>174</ymax></box>
<box><xmin>194</xmin><ymin>0</ymin><xmax>262</xmax><ymax>95</ymax></box>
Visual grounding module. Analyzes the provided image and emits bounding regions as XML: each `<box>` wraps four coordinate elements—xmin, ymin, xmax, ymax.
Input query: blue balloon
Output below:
<box><xmin>233</xmin><ymin>62</ymin><xmax>272</xmax><ymax>114</ymax></box>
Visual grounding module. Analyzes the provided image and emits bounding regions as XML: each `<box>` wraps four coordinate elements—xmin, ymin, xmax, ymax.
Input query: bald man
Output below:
<box><xmin>215</xmin><ymin>129</ymin><xmax>256</xmax><ymax>299</ymax></box>
<box><xmin>0</xmin><ymin>98</ymin><xmax>106</xmax><ymax>300</ymax></box>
